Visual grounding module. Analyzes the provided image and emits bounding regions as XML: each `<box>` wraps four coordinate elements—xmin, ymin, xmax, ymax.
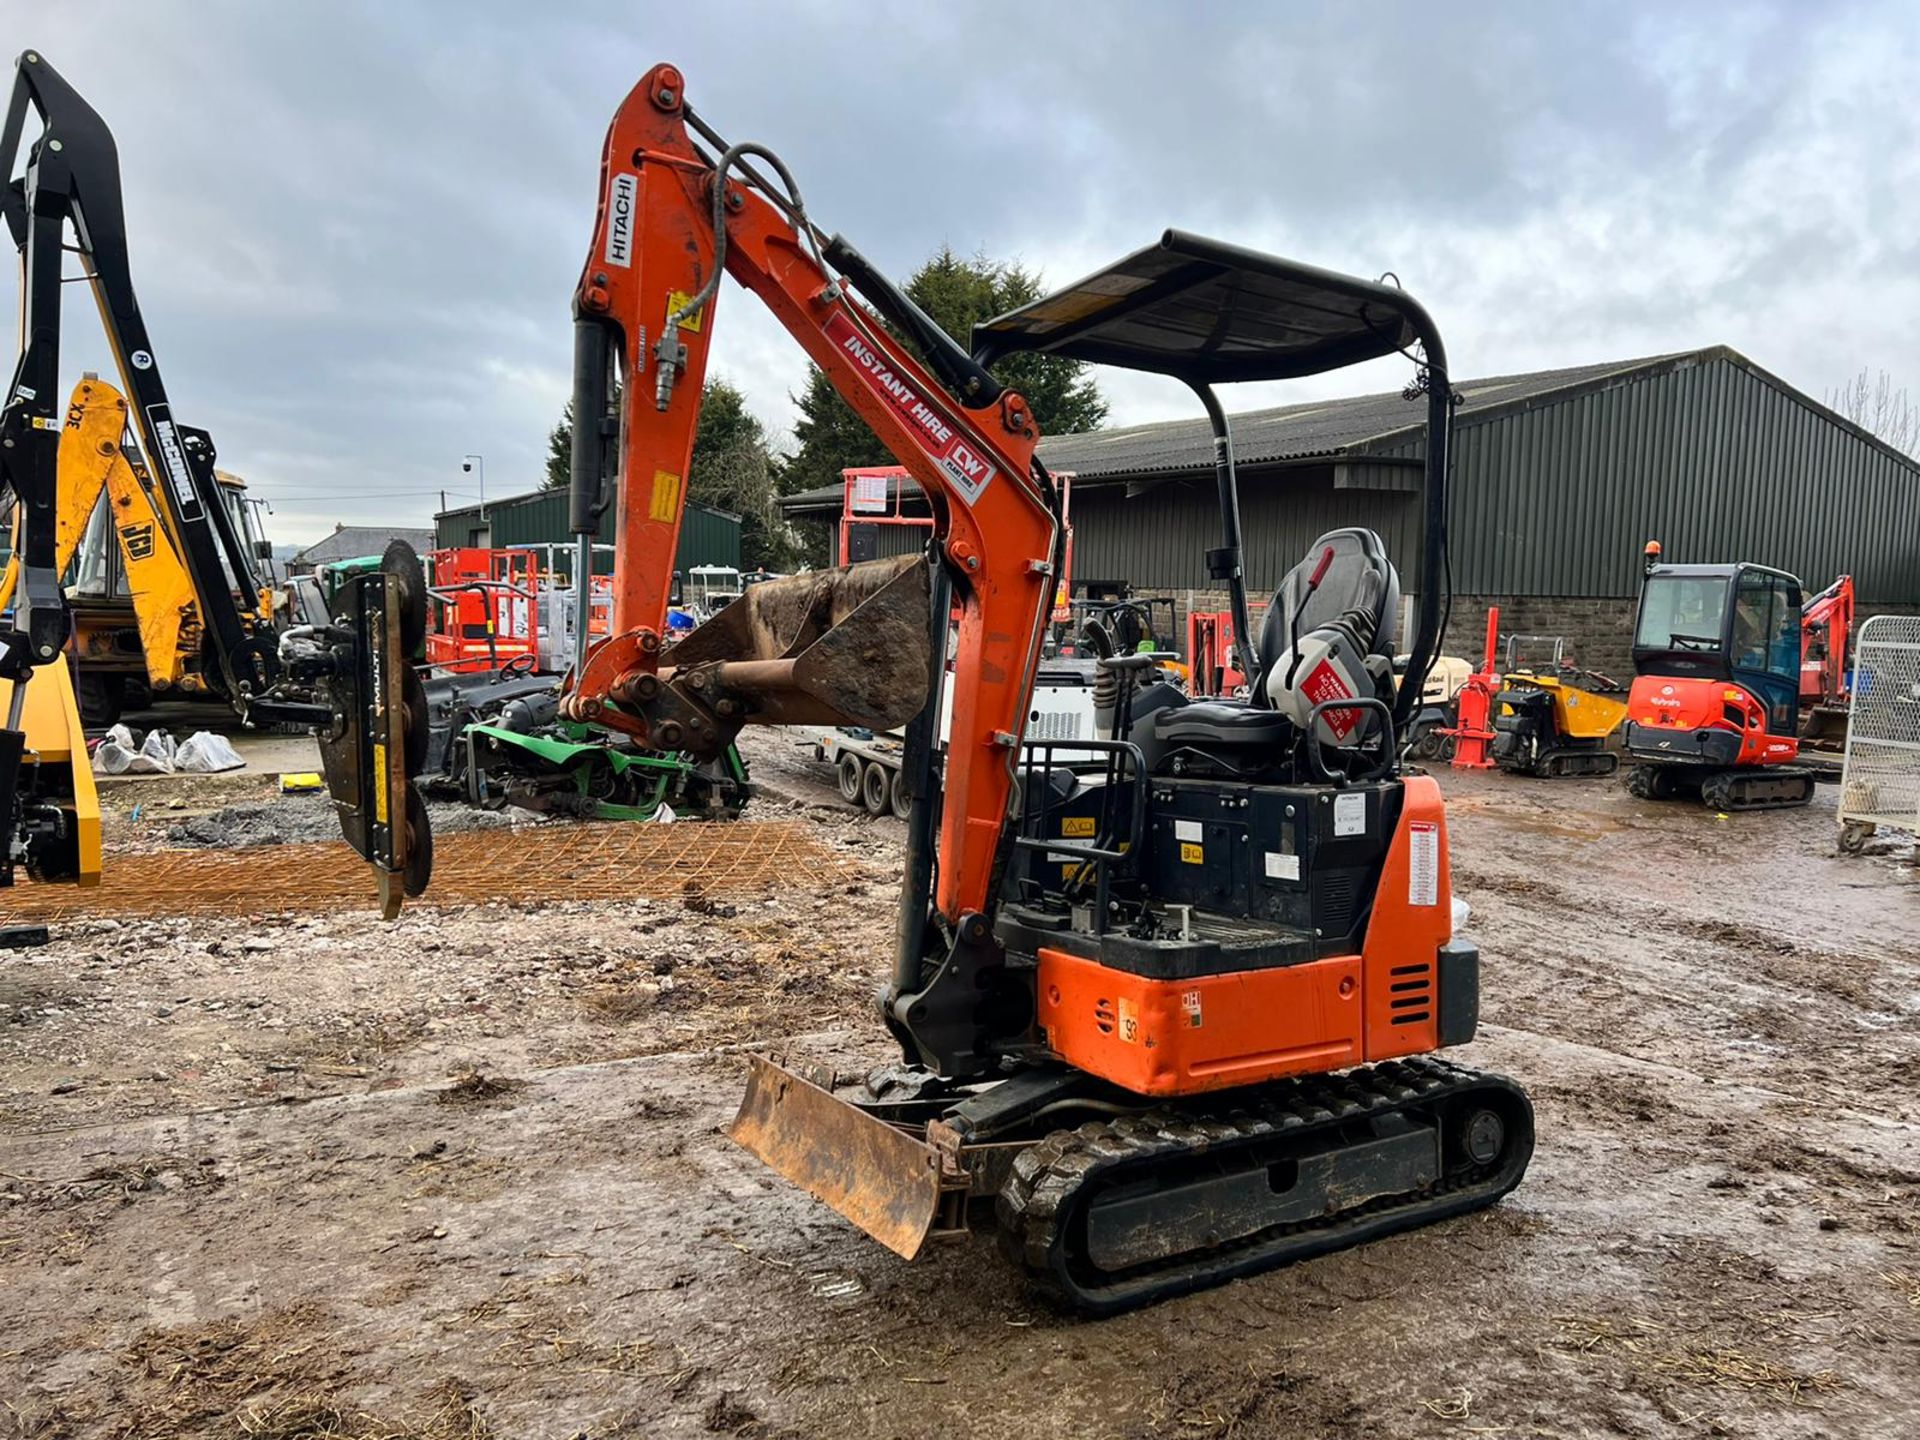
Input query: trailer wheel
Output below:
<box><xmin>889</xmin><ymin>767</ymin><xmax>912</xmax><ymax>819</ymax></box>
<box><xmin>861</xmin><ymin>760</ymin><xmax>891</xmax><ymax>815</ymax></box>
<box><xmin>836</xmin><ymin>752</ymin><xmax>865</xmax><ymax>803</ymax></box>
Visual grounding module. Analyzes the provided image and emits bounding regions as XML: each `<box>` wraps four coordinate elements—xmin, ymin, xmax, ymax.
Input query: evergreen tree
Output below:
<box><xmin>541</xmin><ymin>379</ymin><xmax>797</xmax><ymax>569</ymax></box>
<box><xmin>542</xmin><ymin>400</ymin><xmax>573</xmax><ymax>490</ymax></box>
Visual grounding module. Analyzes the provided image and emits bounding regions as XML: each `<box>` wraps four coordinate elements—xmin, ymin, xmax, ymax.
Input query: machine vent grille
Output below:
<box><xmin>1094</xmin><ymin>998</ymin><xmax>1116</xmax><ymax>1035</ymax></box>
<box><xmin>1319</xmin><ymin>872</ymin><xmax>1358</xmax><ymax>933</ymax></box>
<box><xmin>1029</xmin><ymin>709</ymin><xmax>1082</xmax><ymax>742</ymax></box>
<box><xmin>1388</xmin><ymin>962</ymin><xmax>1432</xmax><ymax>1025</ymax></box>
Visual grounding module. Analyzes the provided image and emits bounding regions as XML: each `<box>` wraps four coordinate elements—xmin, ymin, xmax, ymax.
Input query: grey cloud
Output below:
<box><xmin>5</xmin><ymin>0</ymin><xmax>1914</xmax><ymax>542</ymax></box>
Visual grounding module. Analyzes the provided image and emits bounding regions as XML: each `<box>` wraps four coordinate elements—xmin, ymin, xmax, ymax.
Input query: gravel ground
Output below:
<box><xmin>1</xmin><ymin>730</ymin><xmax>1915</xmax><ymax>1438</ymax></box>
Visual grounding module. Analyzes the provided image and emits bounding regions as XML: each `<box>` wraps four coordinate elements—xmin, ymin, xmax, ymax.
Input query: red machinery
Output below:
<box><xmin>1623</xmin><ymin>542</ymin><xmax>1851</xmax><ymax>809</ymax></box>
<box><xmin>423</xmin><ymin>547</ymin><xmax>540</xmax><ymax>674</ymax></box>
<box><xmin>1798</xmin><ymin>574</ymin><xmax>1854</xmax><ymax>753</ymax></box>
<box><xmin>315</xmin><ymin>61</ymin><xmax>1531</xmax><ymax>1313</ymax></box>
<box><xmin>837</xmin><ymin>465</ymin><xmax>927</xmax><ymax>565</ymax></box>
<box><xmin>1186</xmin><ymin>607</ymin><xmax>1247</xmax><ymax>697</ymax></box>
<box><xmin>1443</xmin><ymin>606</ymin><xmax>1500</xmax><ymax>769</ymax></box>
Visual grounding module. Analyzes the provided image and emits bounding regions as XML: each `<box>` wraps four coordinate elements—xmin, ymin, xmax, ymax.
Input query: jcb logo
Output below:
<box><xmin>120</xmin><ymin>522</ymin><xmax>156</xmax><ymax>561</ymax></box>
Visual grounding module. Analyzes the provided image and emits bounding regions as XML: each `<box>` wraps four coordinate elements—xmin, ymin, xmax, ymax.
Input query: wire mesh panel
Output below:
<box><xmin>7</xmin><ymin>820</ymin><xmax>853</xmax><ymax>921</ymax></box>
<box><xmin>1839</xmin><ymin>615</ymin><xmax>1920</xmax><ymax>851</ymax></box>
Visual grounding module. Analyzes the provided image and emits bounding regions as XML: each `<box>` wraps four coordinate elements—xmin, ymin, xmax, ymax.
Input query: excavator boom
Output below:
<box><xmin>554</xmin><ymin>63</ymin><xmax>1061</xmax><ymax>928</ymax></box>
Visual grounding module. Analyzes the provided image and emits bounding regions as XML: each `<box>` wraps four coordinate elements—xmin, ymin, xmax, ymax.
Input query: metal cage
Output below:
<box><xmin>1838</xmin><ymin>614</ymin><xmax>1920</xmax><ymax>857</ymax></box>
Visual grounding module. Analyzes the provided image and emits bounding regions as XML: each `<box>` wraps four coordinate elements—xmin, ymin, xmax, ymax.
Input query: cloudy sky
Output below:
<box><xmin>8</xmin><ymin>1</ymin><xmax>1917</xmax><ymax>543</ymax></box>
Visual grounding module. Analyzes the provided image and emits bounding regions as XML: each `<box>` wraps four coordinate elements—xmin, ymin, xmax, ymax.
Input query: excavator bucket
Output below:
<box><xmin>668</xmin><ymin>555</ymin><xmax>932</xmax><ymax>733</ymax></box>
<box><xmin>729</xmin><ymin>1054</ymin><xmax>950</xmax><ymax>1260</ymax></box>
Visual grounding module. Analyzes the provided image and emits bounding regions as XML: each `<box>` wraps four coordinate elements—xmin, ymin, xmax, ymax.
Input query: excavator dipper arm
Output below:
<box><xmin>560</xmin><ymin>64</ymin><xmax>1061</xmax><ymax>932</ymax></box>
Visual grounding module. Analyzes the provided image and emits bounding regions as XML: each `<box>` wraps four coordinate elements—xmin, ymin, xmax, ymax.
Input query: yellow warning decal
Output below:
<box><xmin>1061</xmin><ymin>816</ymin><xmax>1096</xmax><ymax>838</ymax></box>
<box><xmin>650</xmin><ymin>469</ymin><xmax>682</xmax><ymax>522</ymax></box>
<box><xmin>666</xmin><ymin>291</ymin><xmax>705</xmax><ymax>331</ymax></box>
<box><xmin>372</xmin><ymin>743</ymin><xmax>389</xmax><ymax>825</ymax></box>
<box><xmin>1117</xmin><ymin>997</ymin><xmax>1140</xmax><ymax>1044</ymax></box>
<box><xmin>1180</xmin><ymin>842</ymin><xmax>1204</xmax><ymax>865</ymax></box>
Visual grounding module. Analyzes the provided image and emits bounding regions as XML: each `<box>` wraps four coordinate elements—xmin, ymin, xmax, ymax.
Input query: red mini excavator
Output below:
<box><xmin>1625</xmin><ymin>541</ymin><xmax>1851</xmax><ymax>810</ymax></box>
<box><xmin>313</xmin><ymin>63</ymin><xmax>1533</xmax><ymax>1312</ymax></box>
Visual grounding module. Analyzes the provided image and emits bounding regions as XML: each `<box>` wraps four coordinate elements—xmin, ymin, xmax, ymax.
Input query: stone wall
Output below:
<box><xmin>1115</xmin><ymin>587</ymin><xmax>1918</xmax><ymax>694</ymax></box>
<box><xmin>1442</xmin><ymin>595</ymin><xmax>1639</xmax><ymax>684</ymax></box>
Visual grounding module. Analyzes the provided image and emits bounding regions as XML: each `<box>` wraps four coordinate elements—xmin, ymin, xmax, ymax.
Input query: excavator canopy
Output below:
<box><xmin>972</xmin><ymin>229</ymin><xmax>1439</xmax><ymax>383</ymax></box>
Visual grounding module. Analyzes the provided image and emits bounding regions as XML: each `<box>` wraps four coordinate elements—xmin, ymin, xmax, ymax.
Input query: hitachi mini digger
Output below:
<box><xmin>316</xmin><ymin>63</ymin><xmax>1534</xmax><ymax>1312</ymax></box>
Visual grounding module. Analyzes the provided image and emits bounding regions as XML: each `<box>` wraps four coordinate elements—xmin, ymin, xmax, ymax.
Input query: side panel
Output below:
<box><xmin>1626</xmin><ymin>675</ymin><xmax>1799</xmax><ymax>766</ymax></box>
<box><xmin>1037</xmin><ymin>947</ymin><xmax>1363</xmax><ymax>1097</ymax></box>
<box><xmin>1359</xmin><ymin>773</ymin><xmax>1449</xmax><ymax>1060</ymax></box>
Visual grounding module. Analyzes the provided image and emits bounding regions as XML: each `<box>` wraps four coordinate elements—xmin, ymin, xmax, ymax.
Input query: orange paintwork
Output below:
<box><xmin>1038</xmin><ymin>776</ymin><xmax>1453</xmax><ymax>1096</ymax></box>
<box><xmin>1626</xmin><ymin>675</ymin><xmax>1800</xmax><ymax>765</ymax></box>
<box><xmin>424</xmin><ymin>548</ymin><xmax>540</xmax><ymax>674</ymax></box>
<box><xmin>1037</xmin><ymin>948</ymin><xmax>1364</xmax><ymax>1097</ymax></box>
<box><xmin>1357</xmin><ymin>774</ymin><xmax>1448</xmax><ymax>1060</ymax></box>
<box><xmin>570</xmin><ymin>64</ymin><xmax>1058</xmax><ymax>926</ymax></box>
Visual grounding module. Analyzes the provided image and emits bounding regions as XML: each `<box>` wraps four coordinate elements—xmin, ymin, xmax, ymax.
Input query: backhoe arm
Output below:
<box><xmin>562</xmin><ymin>63</ymin><xmax>1061</xmax><ymax>932</ymax></box>
<box><xmin>0</xmin><ymin>50</ymin><xmax>282</xmax><ymax>709</ymax></box>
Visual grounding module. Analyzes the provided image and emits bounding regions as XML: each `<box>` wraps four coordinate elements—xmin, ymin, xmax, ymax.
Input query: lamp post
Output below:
<box><xmin>461</xmin><ymin>454</ymin><xmax>486</xmax><ymax>520</ymax></box>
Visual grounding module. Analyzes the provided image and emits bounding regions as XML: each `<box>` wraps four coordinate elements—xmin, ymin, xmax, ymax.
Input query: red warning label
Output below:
<box><xmin>1301</xmin><ymin>658</ymin><xmax>1361</xmax><ymax>739</ymax></box>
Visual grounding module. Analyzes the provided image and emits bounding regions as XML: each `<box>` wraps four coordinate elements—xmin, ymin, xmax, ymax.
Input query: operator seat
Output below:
<box><xmin>1149</xmin><ymin>528</ymin><xmax>1400</xmax><ymax>754</ymax></box>
<box><xmin>1254</xmin><ymin>526</ymin><xmax>1400</xmax><ymax>707</ymax></box>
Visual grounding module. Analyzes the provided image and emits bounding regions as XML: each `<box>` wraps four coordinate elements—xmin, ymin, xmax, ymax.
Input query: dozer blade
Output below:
<box><xmin>667</xmin><ymin>555</ymin><xmax>932</xmax><ymax>733</ymax></box>
<box><xmin>729</xmin><ymin>1053</ymin><xmax>948</xmax><ymax>1261</ymax></box>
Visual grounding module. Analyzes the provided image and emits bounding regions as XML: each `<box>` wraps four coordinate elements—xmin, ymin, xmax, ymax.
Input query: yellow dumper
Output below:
<box><xmin>1491</xmin><ymin>669</ymin><xmax>1629</xmax><ymax>778</ymax></box>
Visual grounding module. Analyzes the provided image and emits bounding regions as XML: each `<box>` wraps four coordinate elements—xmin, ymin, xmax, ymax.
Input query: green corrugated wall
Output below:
<box><xmin>435</xmin><ymin>489</ymin><xmax>741</xmax><ymax>574</ymax></box>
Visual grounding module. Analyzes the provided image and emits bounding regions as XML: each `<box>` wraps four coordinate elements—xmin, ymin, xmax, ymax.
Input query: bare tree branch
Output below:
<box><xmin>1825</xmin><ymin>367</ymin><xmax>1919</xmax><ymax>457</ymax></box>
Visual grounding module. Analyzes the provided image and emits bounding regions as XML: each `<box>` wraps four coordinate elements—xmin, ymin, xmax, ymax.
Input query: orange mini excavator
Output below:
<box><xmin>1623</xmin><ymin>541</ymin><xmax>1836</xmax><ymax>810</ymax></box>
<box><xmin>313</xmin><ymin>63</ymin><xmax>1533</xmax><ymax>1312</ymax></box>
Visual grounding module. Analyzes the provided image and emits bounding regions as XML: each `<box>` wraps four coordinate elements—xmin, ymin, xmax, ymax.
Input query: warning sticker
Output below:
<box><xmin>1408</xmin><ymin>820</ymin><xmax>1440</xmax><ymax>906</ymax></box>
<box><xmin>1301</xmin><ymin>659</ymin><xmax>1362</xmax><ymax>739</ymax></box>
<box><xmin>649</xmin><ymin>470</ymin><xmax>682</xmax><ymax>523</ymax></box>
<box><xmin>824</xmin><ymin>311</ymin><xmax>995</xmax><ymax>506</ymax></box>
<box><xmin>1181</xmin><ymin>990</ymin><xmax>1203</xmax><ymax>1028</ymax></box>
<box><xmin>1061</xmin><ymin>816</ymin><xmax>1096</xmax><ymax>838</ymax></box>
<box><xmin>1264</xmin><ymin>851</ymin><xmax>1300</xmax><ymax>881</ymax></box>
<box><xmin>1179</xmin><ymin>842</ymin><xmax>1204</xmax><ymax>865</ymax></box>
<box><xmin>666</xmin><ymin>289</ymin><xmax>705</xmax><ymax>331</ymax></box>
<box><xmin>1117</xmin><ymin>998</ymin><xmax>1139</xmax><ymax>1044</ymax></box>
<box><xmin>1334</xmin><ymin>791</ymin><xmax>1367</xmax><ymax>838</ymax></box>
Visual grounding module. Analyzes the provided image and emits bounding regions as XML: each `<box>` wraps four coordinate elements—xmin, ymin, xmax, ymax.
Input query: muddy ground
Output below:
<box><xmin>2</xmin><ymin>728</ymin><xmax>1916</xmax><ymax>1439</ymax></box>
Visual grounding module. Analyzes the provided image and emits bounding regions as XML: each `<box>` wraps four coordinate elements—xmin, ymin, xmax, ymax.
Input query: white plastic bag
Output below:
<box><xmin>132</xmin><ymin>728</ymin><xmax>178</xmax><ymax>774</ymax></box>
<box><xmin>174</xmin><ymin>731</ymin><xmax>244</xmax><ymax>773</ymax></box>
<box><xmin>92</xmin><ymin>724</ymin><xmax>137</xmax><ymax>775</ymax></box>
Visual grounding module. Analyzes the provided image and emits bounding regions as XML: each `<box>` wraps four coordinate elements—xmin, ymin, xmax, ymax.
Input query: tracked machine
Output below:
<box><xmin>1</xmin><ymin>51</ymin><xmax>341</xmax><ymax>889</ymax></box>
<box><xmin>1490</xmin><ymin>635</ymin><xmax>1626</xmax><ymax>779</ymax></box>
<box><xmin>1624</xmin><ymin>541</ymin><xmax>1830</xmax><ymax>810</ymax></box>
<box><xmin>317</xmin><ymin>62</ymin><xmax>1533</xmax><ymax>1311</ymax></box>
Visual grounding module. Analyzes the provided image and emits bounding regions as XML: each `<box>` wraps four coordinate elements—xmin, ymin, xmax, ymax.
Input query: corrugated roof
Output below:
<box><xmin>290</xmin><ymin>525</ymin><xmax>438</xmax><ymax>566</ymax></box>
<box><xmin>782</xmin><ymin>350</ymin><xmax>1697</xmax><ymax>512</ymax></box>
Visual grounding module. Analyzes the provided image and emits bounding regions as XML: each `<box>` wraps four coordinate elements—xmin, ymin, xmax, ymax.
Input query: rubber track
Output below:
<box><xmin>1701</xmin><ymin>767</ymin><xmax>1814</xmax><ymax>811</ymax></box>
<box><xmin>995</xmin><ymin>1056</ymin><xmax>1532</xmax><ymax>1315</ymax></box>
